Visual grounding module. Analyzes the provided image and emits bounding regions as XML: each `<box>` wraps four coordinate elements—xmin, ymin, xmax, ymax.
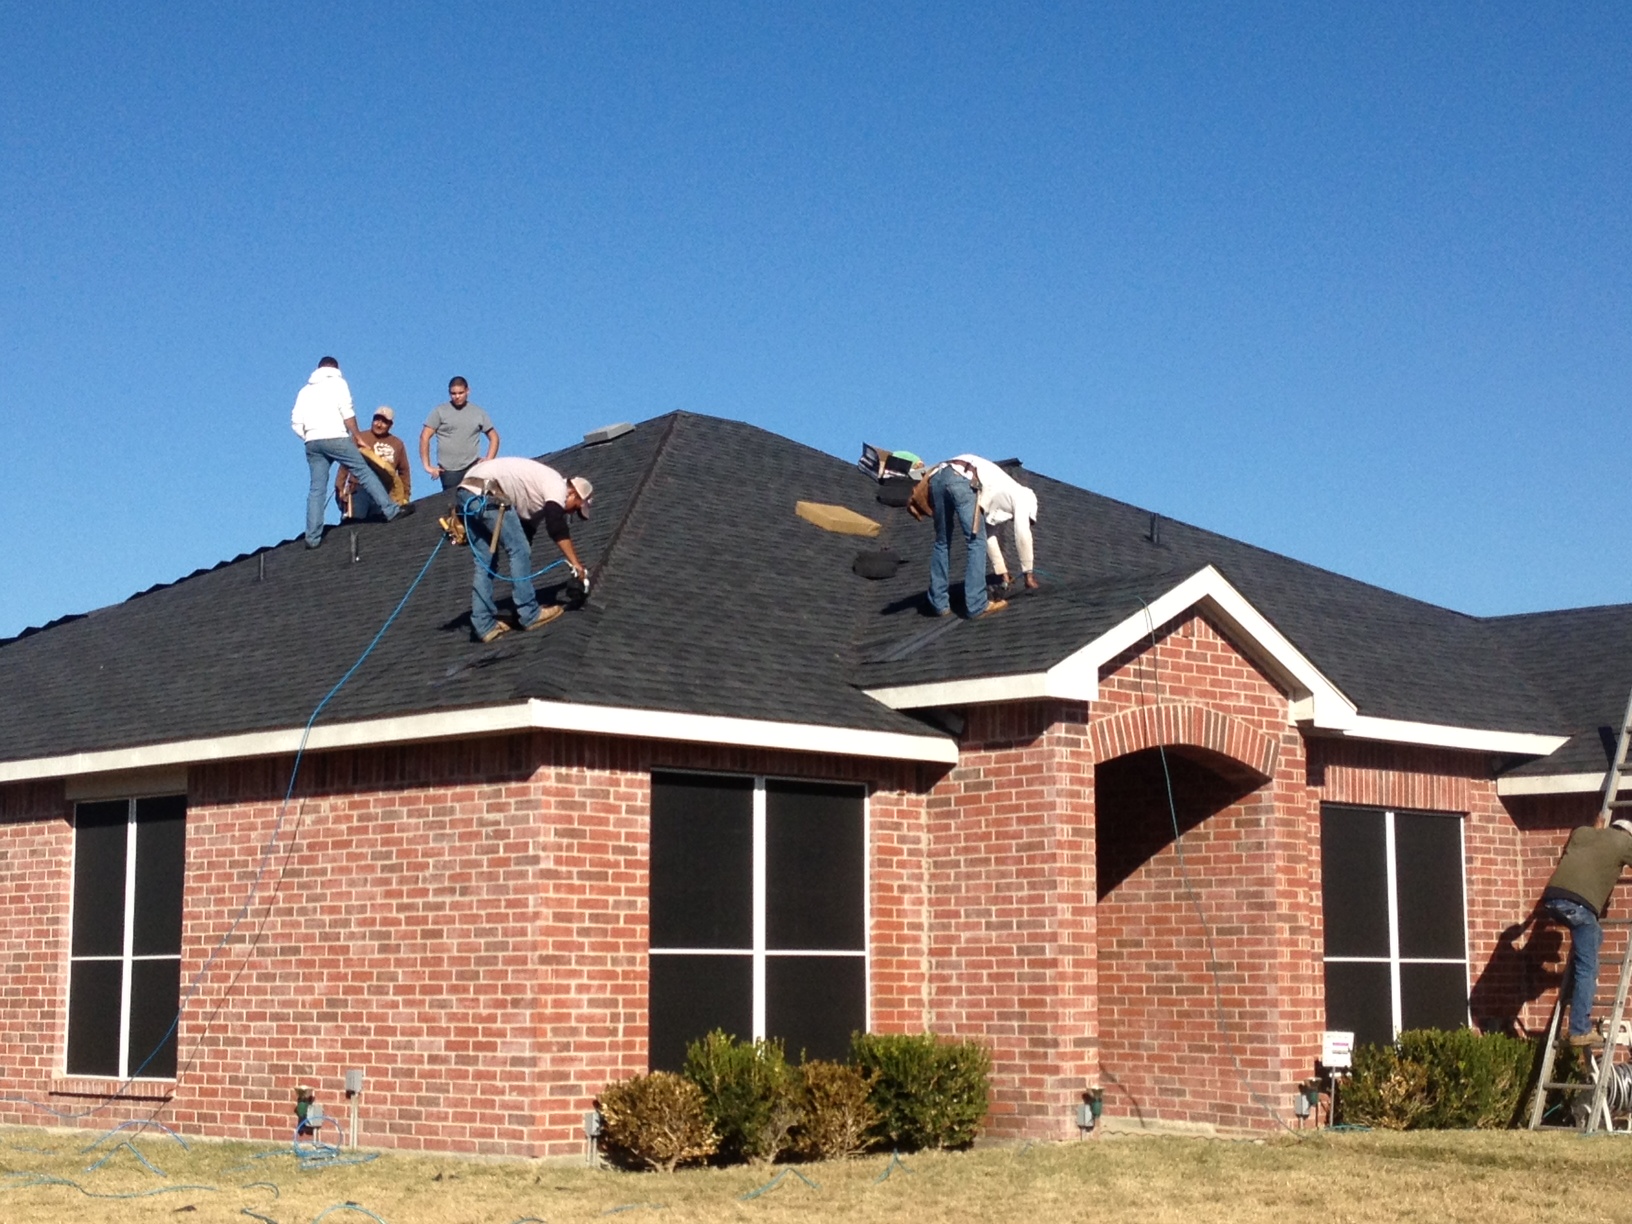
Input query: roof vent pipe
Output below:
<box><xmin>1149</xmin><ymin>513</ymin><xmax>1161</xmax><ymax>546</ymax></box>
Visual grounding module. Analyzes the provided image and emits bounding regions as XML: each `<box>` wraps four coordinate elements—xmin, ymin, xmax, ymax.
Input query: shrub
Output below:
<box><xmin>851</xmin><ymin>1032</ymin><xmax>991</xmax><ymax>1150</ymax></box>
<box><xmin>683</xmin><ymin>1030</ymin><xmax>801</xmax><ymax>1163</ymax></box>
<box><xmin>597</xmin><ymin>1071</ymin><xmax>718</xmax><ymax>1172</ymax></box>
<box><xmin>1340</xmin><ymin>1028</ymin><xmax>1535</xmax><ymax>1129</ymax></box>
<box><xmin>791</xmin><ymin>1060</ymin><xmax>880</xmax><ymax>1160</ymax></box>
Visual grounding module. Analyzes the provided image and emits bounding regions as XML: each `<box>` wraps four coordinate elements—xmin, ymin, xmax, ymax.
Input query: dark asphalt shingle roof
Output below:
<box><xmin>2</xmin><ymin>410</ymin><xmax>1628</xmax><ymax>776</ymax></box>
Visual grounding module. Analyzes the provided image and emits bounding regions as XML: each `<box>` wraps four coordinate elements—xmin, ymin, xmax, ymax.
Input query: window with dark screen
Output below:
<box><xmin>67</xmin><ymin>796</ymin><xmax>186</xmax><ymax>1078</ymax></box>
<box><xmin>1321</xmin><ymin>804</ymin><xmax>1467</xmax><ymax>1047</ymax></box>
<box><xmin>648</xmin><ymin>773</ymin><xmax>866</xmax><ymax>1071</ymax></box>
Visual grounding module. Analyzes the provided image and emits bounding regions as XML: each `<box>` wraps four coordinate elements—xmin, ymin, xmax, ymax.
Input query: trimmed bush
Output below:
<box><xmin>684</xmin><ymin>1030</ymin><xmax>801</xmax><ymax>1163</ymax></box>
<box><xmin>791</xmin><ymin>1060</ymin><xmax>880</xmax><ymax>1160</ymax></box>
<box><xmin>851</xmin><ymin>1032</ymin><xmax>991</xmax><ymax>1150</ymax></box>
<box><xmin>598</xmin><ymin>1071</ymin><xmax>719</xmax><ymax>1172</ymax></box>
<box><xmin>1340</xmin><ymin>1028</ymin><xmax>1535</xmax><ymax>1129</ymax></box>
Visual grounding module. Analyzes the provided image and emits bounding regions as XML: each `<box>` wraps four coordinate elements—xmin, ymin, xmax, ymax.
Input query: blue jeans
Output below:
<box><xmin>459</xmin><ymin>490</ymin><xmax>541</xmax><ymax>636</ymax></box>
<box><xmin>348</xmin><ymin>484</ymin><xmax>381</xmax><ymax>521</ymax></box>
<box><xmin>1545</xmin><ymin>896</ymin><xmax>1603</xmax><ymax>1037</ymax></box>
<box><xmin>306</xmin><ymin>438</ymin><xmax>396</xmax><ymax>546</ymax></box>
<box><xmin>927</xmin><ymin>466</ymin><xmax>987</xmax><ymax>617</ymax></box>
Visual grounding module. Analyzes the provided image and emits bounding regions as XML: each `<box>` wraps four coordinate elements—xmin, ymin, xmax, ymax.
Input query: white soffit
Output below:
<box><xmin>1497</xmin><ymin>772</ymin><xmax>1609</xmax><ymax>797</ymax></box>
<box><xmin>866</xmin><ymin>565</ymin><xmax>1354</xmax><ymax>728</ymax></box>
<box><xmin>1336</xmin><ymin>715</ymin><xmax>1567</xmax><ymax>757</ymax></box>
<box><xmin>0</xmin><ymin>699</ymin><xmax>958</xmax><ymax>785</ymax></box>
<box><xmin>862</xmin><ymin>565</ymin><xmax>1572</xmax><ymax>758</ymax></box>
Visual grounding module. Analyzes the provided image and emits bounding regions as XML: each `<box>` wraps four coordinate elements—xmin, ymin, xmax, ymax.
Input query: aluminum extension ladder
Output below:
<box><xmin>1528</xmin><ymin>686</ymin><xmax>1632</xmax><ymax>1132</ymax></box>
<box><xmin>1528</xmin><ymin>928</ymin><xmax>1632</xmax><ymax>1132</ymax></box>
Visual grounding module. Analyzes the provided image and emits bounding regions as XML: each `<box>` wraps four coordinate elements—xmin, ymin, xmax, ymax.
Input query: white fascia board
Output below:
<box><xmin>0</xmin><ymin>700</ymin><xmax>957</xmax><ymax>785</ymax></box>
<box><xmin>1337</xmin><ymin>715</ymin><xmax>1569</xmax><ymax>757</ymax></box>
<box><xmin>864</xmin><ymin>671</ymin><xmax>1092</xmax><ymax>711</ymax></box>
<box><xmin>1055</xmin><ymin>565</ymin><xmax>1355</xmax><ymax>728</ymax></box>
<box><xmin>866</xmin><ymin>565</ymin><xmax>1355</xmax><ymax>729</ymax></box>
<box><xmin>521</xmin><ymin>700</ymin><xmax>958</xmax><ymax>763</ymax></box>
<box><xmin>1497</xmin><ymin>771</ymin><xmax>1609</xmax><ymax>797</ymax></box>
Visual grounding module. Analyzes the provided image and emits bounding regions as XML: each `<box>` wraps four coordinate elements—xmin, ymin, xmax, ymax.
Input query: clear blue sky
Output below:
<box><xmin>2</xmin><ymin>3</ymin><xmax>1628</xmax><ymax>639</ymax></box>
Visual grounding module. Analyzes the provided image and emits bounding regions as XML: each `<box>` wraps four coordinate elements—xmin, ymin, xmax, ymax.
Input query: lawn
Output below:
<box><xmin>0</xmin><ymin>1125</ymin><xmax>1622</xmax><ymax>1224</ymax></box>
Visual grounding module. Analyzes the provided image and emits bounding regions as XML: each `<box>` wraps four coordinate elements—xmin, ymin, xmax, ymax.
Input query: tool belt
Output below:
<box><xmin>908</xmin><ymin>460</ymin><xmax>982</xmax><ymax>523</ymax></box>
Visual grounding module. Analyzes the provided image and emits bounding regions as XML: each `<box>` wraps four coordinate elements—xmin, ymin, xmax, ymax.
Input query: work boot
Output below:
<box><xmin>976</xmin><ymin>598</ymin><xmax>1009</xmax><ymax>619</ymax></box>
<box><xmin>522</xmin><ymin>606</ymin><xmax>565</xmax><ymax>632</ymax></box>
<box><xmin>476</xmin><ymin>622</ymin><xmax>511</xmax><ymax>644</ymax></box>
<box><xmin>1568</xmin><ymin>1031</ymin><xmax>1602</xmax><ymax>1048</ymax></box>
<box><xmin>394</xmin><ymin>503</ymin><xmax>417</xmax><ymax>518</ymax></box>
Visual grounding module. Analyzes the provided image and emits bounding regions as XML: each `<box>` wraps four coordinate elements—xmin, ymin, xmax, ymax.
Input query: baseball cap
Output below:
<box><xmin>1613</xmin><ymin>819</ymin><xmax>1632</xmax><ymax>836</ymax></box>
<box><xmin>372</xmin><ymin>406</ymin><xmax>394</xmax><ymax>423</ymax></box>
<box><xmin>569</xmin><ymin>476</ymin><xmax>594</xmax><ymax>518</ymax></box>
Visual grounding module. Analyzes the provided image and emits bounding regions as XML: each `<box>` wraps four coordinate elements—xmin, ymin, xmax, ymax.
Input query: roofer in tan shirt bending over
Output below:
<box><xmin>1541</xmin><ymin>818</ymin><xmax>1632</xmax><ymax>1045</ymax></box>
<box><xmin>456</xmin><ymin>457</ymin><xmax>593</xmax><ymax>643</ymax></box>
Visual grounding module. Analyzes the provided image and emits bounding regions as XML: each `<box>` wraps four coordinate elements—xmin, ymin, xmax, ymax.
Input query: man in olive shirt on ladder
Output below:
<box><xmin>1541</xmin><ymin>818</ymin><xmax>1632</xmax><ymax>1045</ymax></box>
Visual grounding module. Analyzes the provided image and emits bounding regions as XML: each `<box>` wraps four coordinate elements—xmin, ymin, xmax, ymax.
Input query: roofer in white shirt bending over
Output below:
<box><xmin>457</xmin><ymin>457</ymin><xmax>593</xmax><ymax>643</ymax></box>
<box><xmin>291</xmin><ymin>357</ymin><xmax>413</xmax><ymax>549</ymax></box>
<box><xmin>914</xmin><ymin>454</ymin><xmax>1039</xmax><ymax>619</ymax></box>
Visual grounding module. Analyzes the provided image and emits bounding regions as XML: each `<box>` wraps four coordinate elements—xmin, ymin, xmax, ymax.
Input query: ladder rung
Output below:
<box><xmin>1542</xmin><ymin>1081</ymin><xmax>1593</xmax><ymax>1091</ymax></box>
<box><xmin>1608</xmin><ymin>799</ymin><xmax>1632</xmax><ymax>808</ymax></box>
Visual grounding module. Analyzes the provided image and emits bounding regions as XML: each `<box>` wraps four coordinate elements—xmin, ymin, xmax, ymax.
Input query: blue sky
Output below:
<box><xmin>2</xmin><ymin>3</ymin><xmax>1628</xmax><ymax>638</ymax></box>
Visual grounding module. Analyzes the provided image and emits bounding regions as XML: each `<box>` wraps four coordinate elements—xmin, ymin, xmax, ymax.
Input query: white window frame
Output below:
<box><xmin>1322</xmin><ymin>805</ymin><xmax>1470</xmax><ymax>1039</ymax></box>
<box><xmin>647</xmin><ymin>772</ymin><xmax>871</xmax><ymax>1040</ymax></box>
<box><xmin>65</xmin><ymin>797</ymin><xmax>184</xmax><ymax>1080</ymax></box>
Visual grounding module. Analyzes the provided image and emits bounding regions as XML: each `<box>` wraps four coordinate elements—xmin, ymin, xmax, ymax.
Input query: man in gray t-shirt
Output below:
<box><xmin>420</xmin><ymin>375</ymin><xmax>500</xmax><ymax>490</ymax></box>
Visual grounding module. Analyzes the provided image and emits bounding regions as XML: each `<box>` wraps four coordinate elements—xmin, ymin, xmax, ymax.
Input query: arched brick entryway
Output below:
<box><xmin>1091</xmin><ymin>704</ymin><xmax>1294</xmax><ymax>1132</ymax></box>
<box><xmin>1090</xmin><ymin>703</ymin><xmax>1280</xmax><ymax>781</ymax></box>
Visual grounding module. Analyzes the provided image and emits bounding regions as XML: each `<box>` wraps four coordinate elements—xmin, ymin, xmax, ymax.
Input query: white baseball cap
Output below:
<box><xmin>569</xmin><ymin>476</ymin><xmax>594</xmax><ymax>518</ymax></box>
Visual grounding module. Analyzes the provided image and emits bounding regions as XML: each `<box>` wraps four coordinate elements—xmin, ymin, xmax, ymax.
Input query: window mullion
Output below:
<box><xmin>1384</xmin><ymin>810</ymin><xmax>1402</xmax><ymax>1039</ymax></box>
<box><xmin>751</xmin><ymin>778</ymin><xmax>767</xmax><ymax>1040</ymax></box>
<box><xmin>118</xmin><ymin>799</ymin><xmax>138</xmax><ymax>1078</ymax></box>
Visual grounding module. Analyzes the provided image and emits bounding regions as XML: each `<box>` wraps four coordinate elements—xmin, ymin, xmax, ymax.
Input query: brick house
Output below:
<box><xmin>0</xmin><ymin>412</ymin><xmax>1624</xmax><ymax>1154</ymax></box>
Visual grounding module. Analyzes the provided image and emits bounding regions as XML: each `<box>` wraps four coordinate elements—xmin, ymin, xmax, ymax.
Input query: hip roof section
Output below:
<box><xmin>0</xmin><ymin>411</ymin><xmax>1624</xmax><ymax>781</ymax></box>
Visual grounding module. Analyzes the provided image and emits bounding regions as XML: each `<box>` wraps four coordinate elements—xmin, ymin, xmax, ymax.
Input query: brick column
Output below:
<box><xmin>925</xmin><ymin>700</ymin><xmax>1096</xmax><ymax>1140</ymax></box>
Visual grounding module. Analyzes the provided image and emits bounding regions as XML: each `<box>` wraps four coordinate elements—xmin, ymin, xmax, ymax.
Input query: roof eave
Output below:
<box><xmin>0</xmin><ymin>698</ymin><xmax>959</xmax><ymax>785</ymax></box>
<box><xmin>1496</xmin><ymin>771</ymin><xmax>1608</xmax><ymax>797</ymax></box>
<box><xmin>866</xmin><ymin>565</ymin><xmax>1353</xmax><ymax>723</ymax></box>
<box><xmin>863</xmin><ymin>565</ymin><xmax>1570</xmax><ymax>758</ymax></box>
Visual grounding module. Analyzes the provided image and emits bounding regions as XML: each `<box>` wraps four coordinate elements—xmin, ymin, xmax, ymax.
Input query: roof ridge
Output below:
<box><xmin>586</xmin><ymin>413</ymin><xmax>682</xmax><ymax>598</ymax></box>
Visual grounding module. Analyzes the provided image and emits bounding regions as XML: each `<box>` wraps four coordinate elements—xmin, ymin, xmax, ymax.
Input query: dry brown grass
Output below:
<box><xmin>0</xmin><ymin>1125</ymin><xmax>1622</xmax><ymax>1224</ymax></box>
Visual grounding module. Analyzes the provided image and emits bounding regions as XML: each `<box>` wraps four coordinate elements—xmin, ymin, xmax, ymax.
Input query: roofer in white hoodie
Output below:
<box><xmin>291</xmin><ymin>357</ymin><xmax>413</xmax><ymax>548</ymax></box>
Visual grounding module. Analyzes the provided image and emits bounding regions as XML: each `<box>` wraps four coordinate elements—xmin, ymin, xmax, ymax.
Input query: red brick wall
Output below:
<box><xmin>0</xmin><ymin>739</ymin><xmax>926</xmax><ymax>1157</ymax></box>
<box><xmin>0</xmin><ymin>780</ymin><xmax>72</xmax><ymax>1125</ymax></box>
<box><xmin>1496</xmin><ymin>792</ymin><xmax>1612</xmax><ymax>1035</ymax></box>
<box><xmin>923</xmin><ymin>700</ymin><xmax>1095</xmax><ymax>1140</ymax></box>
<box><xmin>1091</xmin><ymin>612</ymin><xmax>1317</xmax><ymax>1132</ymax></box>
<box><xmin>0</xmin><ymin>636</ymin><xmax>1575</xmax><ymax>1151</ymax></box>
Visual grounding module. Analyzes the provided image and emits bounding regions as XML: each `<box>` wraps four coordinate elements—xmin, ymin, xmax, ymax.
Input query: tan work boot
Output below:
<box><xmin>522</xmin><ymin>606</ymin><xmax>565</xmax><ymax>632</ymax></box>
<box><xmin>477</xmin><ymin>622</ymin><xmax>511</xmax><ymax>644</ymax></box>
<box><xmin>977</xmin><ymin>598</ymin><xmax>1009</xmax><ymax>619</ymax></box>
